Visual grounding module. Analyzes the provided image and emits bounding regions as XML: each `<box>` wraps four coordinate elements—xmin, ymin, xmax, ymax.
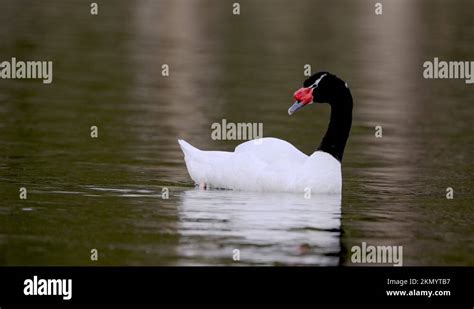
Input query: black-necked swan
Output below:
<box><xmin>178</xmin><ymin>72</ymin><xmax>352</xmax><ymax>194</ymax></box>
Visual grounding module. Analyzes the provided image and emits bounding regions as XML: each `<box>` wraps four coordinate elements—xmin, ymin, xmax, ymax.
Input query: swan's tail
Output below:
<box><xmin>178</xmin><ymin>139</ymin><xmax>235</xmax><ymax>187</ymax></box>
<box><xmin>178</xmin><ymin>139</ymin><xmax>206</xmax><ymax>185</ymax></box>
<box><xmin>178</xmin><ymin>139</ymin><xmax>201</xmax><ymax>158</ymax></box>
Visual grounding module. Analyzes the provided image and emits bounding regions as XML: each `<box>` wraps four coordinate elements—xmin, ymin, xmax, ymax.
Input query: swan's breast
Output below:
<box><xmin>298</xmin><ymin>151</ymin><xmax>342</xmax><ymax>194</ymax></box>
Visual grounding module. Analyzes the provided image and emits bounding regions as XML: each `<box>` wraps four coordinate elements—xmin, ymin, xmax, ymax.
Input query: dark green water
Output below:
<box><xmin>0</xmin><ymin>0</ymin><xmax>473</xmax><ymax>265</ymax></box>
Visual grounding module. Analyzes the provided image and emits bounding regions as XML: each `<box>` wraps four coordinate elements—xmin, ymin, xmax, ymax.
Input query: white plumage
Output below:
<box><xmin>178</xmin><ymin>137</ymin><xmax>341</xmax><ymax>194</ymax></box>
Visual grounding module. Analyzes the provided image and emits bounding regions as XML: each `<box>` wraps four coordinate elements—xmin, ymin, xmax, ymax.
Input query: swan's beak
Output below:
<box><xmin>289</xmin><ymin>87</ymin><xmax>313</xmax><ymax>115</ymax></box>
<box><xmin>288</xmin><ymin>101</ymin><xmax>304</xmax><ymax>115</ymax></box>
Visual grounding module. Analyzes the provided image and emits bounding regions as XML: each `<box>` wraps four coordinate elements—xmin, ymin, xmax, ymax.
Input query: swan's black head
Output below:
<box><xmin>288</xmin><ymin>71</ymin><xmax>353</xmax><ymax>162</ymax></box>
<box><xmin>288</xmin><ymin>72</ymin><xmax>349</xmax><ymax>115</ymax></box>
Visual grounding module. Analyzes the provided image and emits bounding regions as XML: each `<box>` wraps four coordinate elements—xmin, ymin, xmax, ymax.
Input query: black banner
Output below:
<box><xmin>0</xmin><ymin>267</ymin><xmax>471</xmax><ymax>307</ymax></box>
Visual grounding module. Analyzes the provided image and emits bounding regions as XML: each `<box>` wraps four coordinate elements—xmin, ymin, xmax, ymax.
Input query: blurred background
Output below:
<box><xmin>0</xmin><ymin>0</ymin><xmax>473</xmax><ymax>265</ymax></box>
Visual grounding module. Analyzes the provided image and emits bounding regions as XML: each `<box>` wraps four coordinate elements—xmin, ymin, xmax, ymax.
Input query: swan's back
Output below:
<box><xmin>234</xmin><ymin>137</ymin><xmax>307</xmax><ymax>164</ymax></box>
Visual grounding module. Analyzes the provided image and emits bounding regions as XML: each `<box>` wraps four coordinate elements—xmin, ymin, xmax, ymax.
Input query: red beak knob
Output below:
<box><xmin>293</xmin><ymin>87</ymin><xmax>313</xmax><ymax>104</ymax></box>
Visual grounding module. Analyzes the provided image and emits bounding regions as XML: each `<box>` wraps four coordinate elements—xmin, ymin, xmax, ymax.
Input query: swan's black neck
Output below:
<box><xmin>317</xmin><ymin>85</ymin><xmax>353</xmax><ymax>162</ymax></box>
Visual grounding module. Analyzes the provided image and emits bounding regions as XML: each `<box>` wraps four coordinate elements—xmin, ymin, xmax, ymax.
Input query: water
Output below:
<box><xmin>0</xmin><ymin>0</ymin><xmax>473</xmax><ymax>266</ymax></box>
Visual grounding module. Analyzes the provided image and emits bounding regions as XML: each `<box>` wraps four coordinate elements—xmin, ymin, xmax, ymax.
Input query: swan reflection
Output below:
<box><xmin>177</xmin><ymin>189</ymin><xmax>341</xmax><ymax>266</ymax></box>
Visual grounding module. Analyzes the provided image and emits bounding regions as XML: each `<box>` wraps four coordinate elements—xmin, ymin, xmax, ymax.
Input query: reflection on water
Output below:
<box><xmin>177</xmin><ymin>189</ymin><xmax>340</xmax><ymax>265</ymax></box>
<box><xmin>0</xmin><ymin>0</ymin><xmax>473</xmax><ymax>265</ymax></box>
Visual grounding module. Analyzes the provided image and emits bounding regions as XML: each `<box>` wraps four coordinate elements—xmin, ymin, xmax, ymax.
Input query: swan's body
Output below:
<box><xmin>178</xmin><ymin>138</ymin><xmax>341</xmax><ymax>193</ymax></box>
<box><xmin>178</xmin><ymin>72</ymin><xmax>352</xmax><ymax>194</ymax></box>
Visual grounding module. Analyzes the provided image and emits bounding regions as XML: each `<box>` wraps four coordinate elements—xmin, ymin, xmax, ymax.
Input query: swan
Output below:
<box><xmin>178</xmin><ymin>72</ymin><xmax>352</xmax><ymax>194</ymax></box>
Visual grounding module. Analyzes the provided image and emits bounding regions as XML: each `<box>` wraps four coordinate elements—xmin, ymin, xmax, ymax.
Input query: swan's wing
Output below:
<box><xmin>234</xmin><ymin>137</ymin><xmax>308</xmax><ymax>164</ymax></box>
